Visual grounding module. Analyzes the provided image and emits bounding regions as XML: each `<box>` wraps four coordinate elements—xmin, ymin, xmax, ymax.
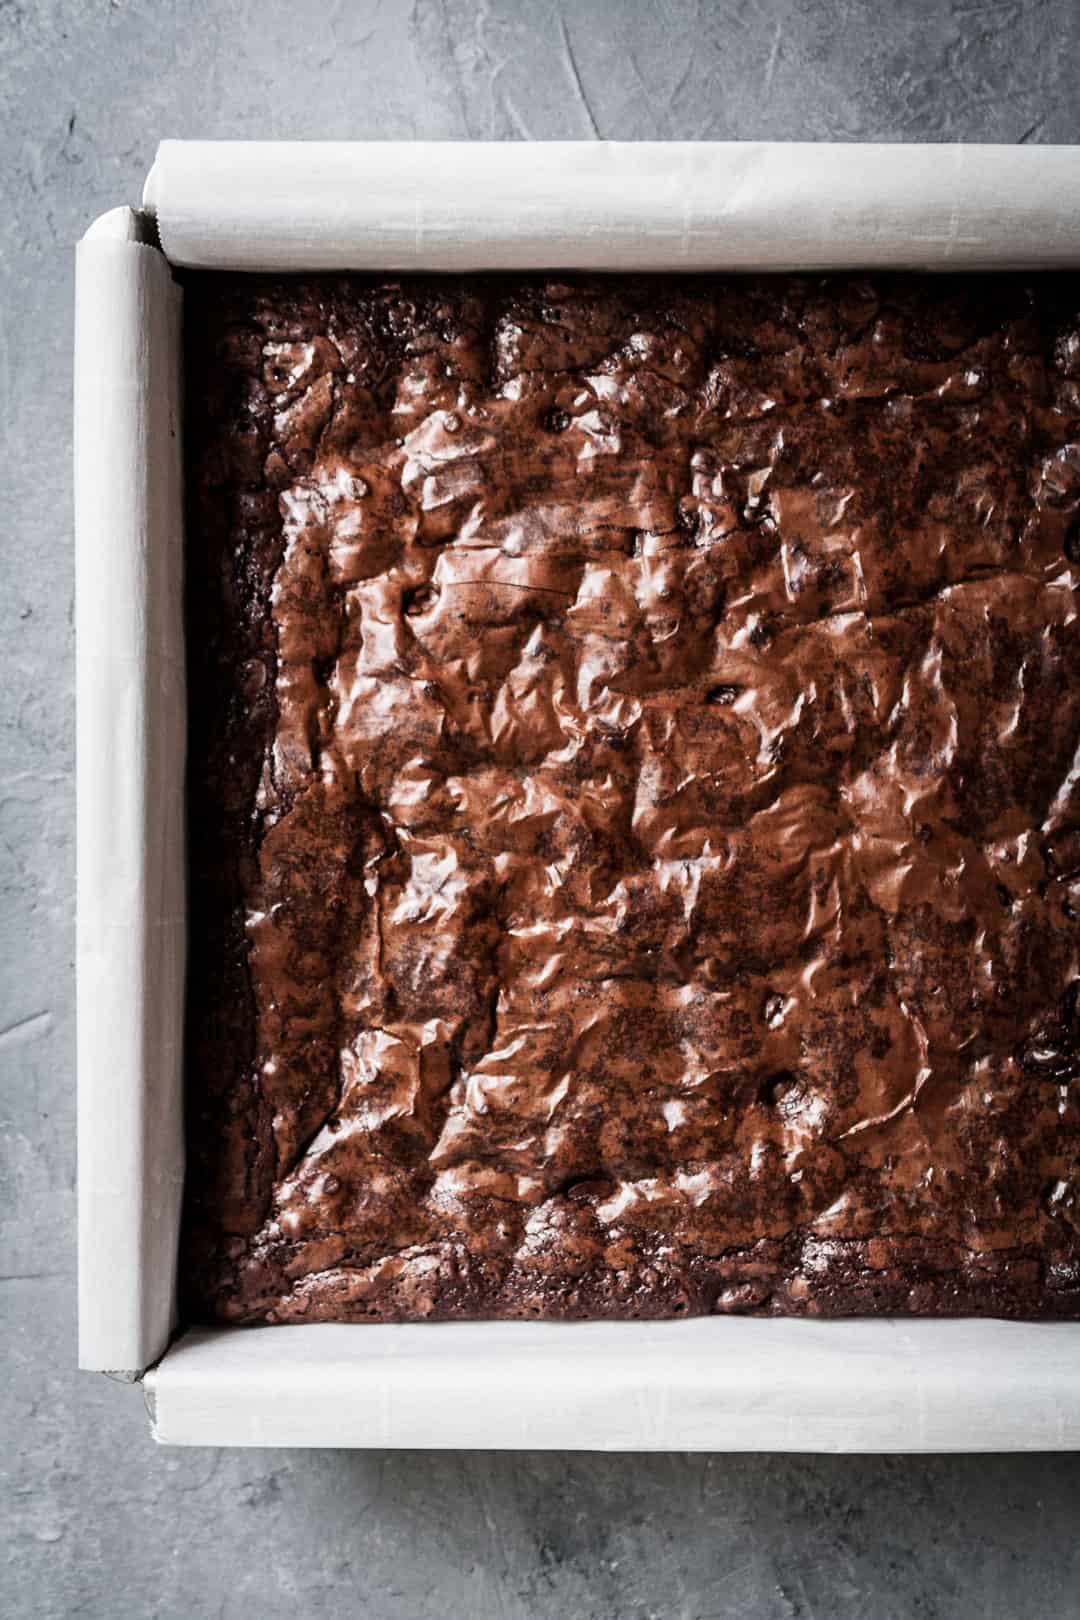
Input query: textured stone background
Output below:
<box><xmin>3</xmin><ymin>1</ymin><xmax>1080</xmax><ymax>1615</ymax></box>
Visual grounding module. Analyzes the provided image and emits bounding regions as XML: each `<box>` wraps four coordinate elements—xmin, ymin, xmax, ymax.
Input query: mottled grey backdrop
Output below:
<box><xmin>3</xmin><ymin>1</ymin><xmax>1080</xmax><ymax>1616</ymax></box>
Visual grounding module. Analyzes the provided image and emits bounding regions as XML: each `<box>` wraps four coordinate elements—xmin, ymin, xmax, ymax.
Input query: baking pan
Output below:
<box><xmin>76</xmin><ymin>142</ymin><xmax>1080</xmax><ymax>1446</ymax></box>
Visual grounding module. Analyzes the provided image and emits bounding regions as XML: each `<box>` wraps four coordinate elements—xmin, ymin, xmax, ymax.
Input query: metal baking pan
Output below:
<box><xmin>76</xmin><ymin>142</ymin><xmax>1080</xmax><ymax>1448</ymax></box>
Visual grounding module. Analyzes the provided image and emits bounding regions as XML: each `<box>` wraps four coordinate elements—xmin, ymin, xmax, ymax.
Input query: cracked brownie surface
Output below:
<box><xmin>182</xmin><ymin>271</ymin><xmax>1080</xmax><ymax>1323</ymax></box>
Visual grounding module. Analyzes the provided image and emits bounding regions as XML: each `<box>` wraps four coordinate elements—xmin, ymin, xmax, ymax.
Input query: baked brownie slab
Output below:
<box><xmin>182</xmin><ymin>272</ymin><xmax>1080</xmax><ymax>1323</ymax></box>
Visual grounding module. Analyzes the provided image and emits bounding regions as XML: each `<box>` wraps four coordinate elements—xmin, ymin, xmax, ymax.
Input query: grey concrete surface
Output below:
<box><xmin>3</xmin><ymin>0</ymin><xmax>1080</xmax><ymax>1615</ymax></box>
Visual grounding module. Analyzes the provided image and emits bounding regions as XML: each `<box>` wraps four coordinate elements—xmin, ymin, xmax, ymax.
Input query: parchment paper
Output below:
<box><xmin>145</xmin><ymin>139</ymin><xmax>1080</xmax><ymax>271</ymax></box>
<box><xmin>147</xmin><ymin>1318</ymin><xmax>1080</xmax><ymax>1452</ymax></box>
<box><xmin>75</xmin><ymin>207</ymin><xmax>185</xmax><ymax>1374</ymax></box>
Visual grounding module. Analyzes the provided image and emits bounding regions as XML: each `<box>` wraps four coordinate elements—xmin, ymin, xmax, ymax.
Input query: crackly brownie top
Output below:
<box><xmin>182</xmin><ymin>271</ymin><xmax>1080</xmax><ymax>1323</ymax></box>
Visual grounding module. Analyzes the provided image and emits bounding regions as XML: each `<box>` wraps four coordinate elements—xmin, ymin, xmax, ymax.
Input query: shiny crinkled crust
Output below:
<box><xmin>181</xmin><ymin>271</ymin><xmax>1080</xmax><ymax>1325</ymax></box>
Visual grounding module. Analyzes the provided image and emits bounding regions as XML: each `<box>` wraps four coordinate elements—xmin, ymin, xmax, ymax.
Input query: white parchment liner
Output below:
<box><xmin>76</xmin><ymin>208</ymin><xmax>185</xmax><ymax>1374</ymax></box>
<box><xmin>145</xmin><ymin>139</ymin><xmax>1080</xmax><ymax>272</ymax></box>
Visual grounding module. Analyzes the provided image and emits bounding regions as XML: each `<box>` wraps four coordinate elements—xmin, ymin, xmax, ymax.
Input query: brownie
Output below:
<box><xmin>181</xmin><ymin>271</ymin><xmax>1080</xmax><ymax>1324</ymax></box>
